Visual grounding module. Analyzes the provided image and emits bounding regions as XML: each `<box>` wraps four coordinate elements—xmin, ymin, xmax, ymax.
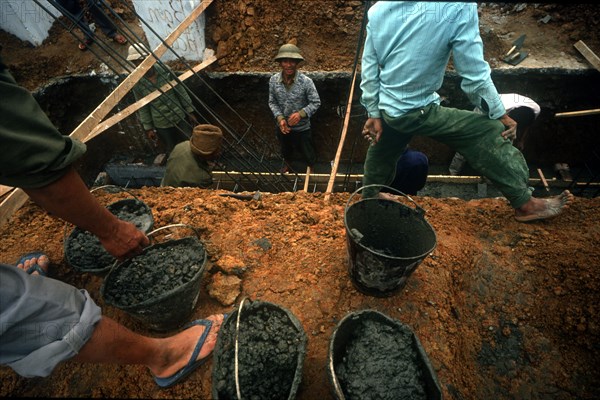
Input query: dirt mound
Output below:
<box><xmin>0</xmin><ymin>189</ymin><xmax>599</xmax><ymax>399</ymax></box>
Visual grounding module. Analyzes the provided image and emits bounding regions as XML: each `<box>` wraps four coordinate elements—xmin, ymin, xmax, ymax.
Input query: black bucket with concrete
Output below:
<box><xmin>101</xmin><ymin>225</ymin><xmax>206</xmax><ymax>331</ymax></box>
<box><xmin>344</xmin><ymin>185</ymin><xmax>437</xmax><ymax>297</ymax></box>
<box><xmin>211</xmin><ymin>298</ymin><xmax>307</xmax><ymax>400</ymax></box>
<box><xmin>328</xmin><ymin>309</ymin><xmax>442</xmax><ymax>400</ymax></box>
<box><xmin>64</xmin><ymin>188</ymin><xmax>154</xmax><ymax>274</ymax></box>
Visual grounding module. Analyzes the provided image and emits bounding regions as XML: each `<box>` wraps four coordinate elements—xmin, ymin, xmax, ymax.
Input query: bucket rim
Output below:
<box><xmin>211</xmin><ymin>298</ymin><xmax>308</xmax><ymax>400</ymax></box>
<box><xmin>344</xmin><ymin>197</ymin><xmax>437</xmax><ymax>261</ymax></box>
<box><xmin>327</xmin><ymin>309</ymin><xmax>443</xmax><ymax>400</ymax></box>
<box><xmin>100</xmin><ymin>236</ymin><xmax>207</xmax><ymax>310</ymax></box>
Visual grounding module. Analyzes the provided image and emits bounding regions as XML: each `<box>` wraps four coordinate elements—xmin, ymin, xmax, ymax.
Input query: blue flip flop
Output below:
<box><xmin>153</xmin><ymin>317</ymin><xmax>219</xmax><ymax>388</ymax></box>
<box><xmin>17</xmin><ymin>252</ymin><xmax>49</xmax><ymax>277</ymax></box>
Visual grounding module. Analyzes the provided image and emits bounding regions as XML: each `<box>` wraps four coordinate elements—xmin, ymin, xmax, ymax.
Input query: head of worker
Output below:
<box><xmin>126</xmin><ymin>43</ymin><xmax>149</xmax><ymax>67</ymax></box>
<box><xmin>190</xmin><ymin>124</ymin><xmax>223</xmax><ymax>162</ymax></box>
<box><xmin>274</xmin><ymin>43</ymin><xmax>304</xmax><ymax>81</ymax></box>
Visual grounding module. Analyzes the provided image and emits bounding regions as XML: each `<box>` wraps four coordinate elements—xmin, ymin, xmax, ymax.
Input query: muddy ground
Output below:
<box><xmin>1</xmin><ymin>1</ymin><xmax>600</xmax><ymax>399</ymax></box>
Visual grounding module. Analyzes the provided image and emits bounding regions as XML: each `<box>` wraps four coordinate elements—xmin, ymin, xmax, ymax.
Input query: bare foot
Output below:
<box><xmin>514</xmin><ymin>190</ymin><xmax>574</xmax><ymax>222</ymax></box>
<box><xmin>17</xmin><ymin>253</ymin><xmax>50</xmax><ymax>276</ymax></box>
<box><xmin>152</xmin><ymin>313</ymin><xmax>224</xmax><ymax>380</ymax></box>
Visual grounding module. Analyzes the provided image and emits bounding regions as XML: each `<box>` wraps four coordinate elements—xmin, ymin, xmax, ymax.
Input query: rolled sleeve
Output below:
<box><xmin>0</xmin><ymin>264</ymin><xmax>102</xmax><ymax>378</ymax></box>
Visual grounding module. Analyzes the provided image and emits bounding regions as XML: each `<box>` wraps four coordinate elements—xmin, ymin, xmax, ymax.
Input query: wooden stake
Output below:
<box><xmin>69</xmin><ymin>0</ymin><xmax>214</xmax><ymax>142</ymax></box>
<box><xmin>303</xmin><ymin>166</ymin><xmax>312</xmax><ymax>192</ymax></box>
<box><xmin>537</xmin><ymin>168</ymin><xmax>550</xmax><ymax>192</ymax></box>
<box><xmin>324</xmin><ymin>68</ymin><xmax>359</xmax><ymax>202</ymax></box>
<box><xmin>554</xmin><ymin>109</ymin><xmax>600</xmax><ymax>118</ymax></box>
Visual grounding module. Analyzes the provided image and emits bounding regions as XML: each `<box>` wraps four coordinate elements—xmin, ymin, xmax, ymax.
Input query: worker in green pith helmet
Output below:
<box><xmin>268</xmin><ymin>43</ymin><xmax>321</xmax><ymax>174</ymax></box>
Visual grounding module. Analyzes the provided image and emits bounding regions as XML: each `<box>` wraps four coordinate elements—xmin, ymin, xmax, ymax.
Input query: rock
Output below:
<box><xmin>215</xmin><ymin>254</ymin><xmax>247</xmax><ymax>275</ymax></box>
<box><xmin>207</xmin><ymin>272</ymin><xmax>242</xmax><ymax>306</ymax></box>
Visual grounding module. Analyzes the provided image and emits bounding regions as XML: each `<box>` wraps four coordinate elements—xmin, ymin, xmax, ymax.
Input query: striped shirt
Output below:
<box><xmin>268</xmin><ymin>71</ymin><xmax>321</xmax><ymax>132</ymax></box>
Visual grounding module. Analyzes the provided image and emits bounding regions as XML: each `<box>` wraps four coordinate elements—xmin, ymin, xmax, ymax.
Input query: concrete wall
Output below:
<box><xmin>0</xmin><ymin>0</ymin><xmax>60</xmax><ymax>46</ymax></box>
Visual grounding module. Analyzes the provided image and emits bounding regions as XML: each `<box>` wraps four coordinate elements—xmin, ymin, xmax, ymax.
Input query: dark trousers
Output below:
<box><xmin>276</xmin><ymin>128</ymin><xmax>317</xmax><ymax>167</ymax></box>
<box><xmin>55</xmin><ymin>0</ymin><xmax>117</xmax><ymax>40</ymax></box>
<box><xmin>155</xmin><ymin>121</ymin><xmax>192</xmax><ymax>155</ymax></box>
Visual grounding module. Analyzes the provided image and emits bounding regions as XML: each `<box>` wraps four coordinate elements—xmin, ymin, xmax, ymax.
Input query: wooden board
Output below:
<box><xmin>574</xmin><ymin>40</ymin><xmax>600</xmax><ymax>72</ymax></box>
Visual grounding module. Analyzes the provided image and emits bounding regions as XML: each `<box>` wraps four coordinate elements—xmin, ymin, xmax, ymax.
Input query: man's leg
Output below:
<box><xmin>362</xmin><ymin>118</ymin><xmax>412</xmax><ymax>198</ymax></box>
<box><xmin>384</xmin><ymin>105</ymin><xmax>532</xmax><ymax>208</ymax></box>
<box><xmin>85</xmin><ymin>0</ymin><xmax>118</xmax><ymax>38</ymax></box>
<box><xmin>72</xmin><ymin>314</ymin><xmax>223</xmax><ymax>379</ymax></box>
<box><xmin>298</xmin><ymin>128</ymin><xmax>317</xmax><ymax>167</ymax></box>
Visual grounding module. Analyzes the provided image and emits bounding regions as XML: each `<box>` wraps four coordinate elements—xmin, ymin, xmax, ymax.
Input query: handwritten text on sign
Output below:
<box><xmin>132</xmin><ymin>0</ymin><xmax>206</xmax><ymax>61</ymax></box>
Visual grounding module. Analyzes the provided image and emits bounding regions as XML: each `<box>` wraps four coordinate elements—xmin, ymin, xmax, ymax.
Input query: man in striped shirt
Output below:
<box><xmin>268</xmin><ymin>44</ymin><xmax>321</xmax><ymax>174</ymax></box>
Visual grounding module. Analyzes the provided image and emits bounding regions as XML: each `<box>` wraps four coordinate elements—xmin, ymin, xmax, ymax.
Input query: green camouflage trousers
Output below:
<box><xmin>362</xmin><ymin>104</ymin><xmax>531</xmax><ymax>208</ymax></box>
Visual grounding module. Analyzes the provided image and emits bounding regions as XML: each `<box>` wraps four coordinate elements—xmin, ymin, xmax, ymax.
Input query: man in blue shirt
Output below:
<box><xmin>359</xmin><ymin>2</ymin><xmax>573</xmax><ymax>222</ymax></box>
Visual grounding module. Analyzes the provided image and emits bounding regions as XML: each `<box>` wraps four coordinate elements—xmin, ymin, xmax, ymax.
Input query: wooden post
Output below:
<box><xmin>69</xmin><ymin>0</ymin><xmax>213</xmax><ymax>141</ymax></box>
<box><xmin>554</xmin><ymin>109</ymin><xmax>600</xmax><ymax>118</ymax></box>
<box><xmin>303</xmin><ymin>166</ymin><xmax>312</xmax><ymax>192</ymax></box>
<box><xmin>324</xmin><ymin>69</ymin><xmax>359</xmax><ymax>202</ymax></box>
<box><xmin>574</xmin><ymin>40</ymin><xmax>600</xmax><ymax>72</ymax></box>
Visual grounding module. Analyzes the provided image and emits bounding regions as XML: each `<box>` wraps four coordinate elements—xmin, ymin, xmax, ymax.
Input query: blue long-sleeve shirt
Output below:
<box><xmin>360</xmin><ymin>2</ymin><xmax>505</xmax><ymax>120</ymax></box>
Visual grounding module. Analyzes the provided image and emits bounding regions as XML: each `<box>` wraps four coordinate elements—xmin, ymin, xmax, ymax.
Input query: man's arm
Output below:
<box><xmin>24</xmin><ymin>168</ymin><xmax>149</xmax><ymax>260</ymax></box>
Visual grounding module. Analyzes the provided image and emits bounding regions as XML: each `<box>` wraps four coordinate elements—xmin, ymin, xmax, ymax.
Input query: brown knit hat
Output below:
<box><xmin>190</xmin><ymin>124</ymin><xmax>223</xmax><ymax>156</ymax></box>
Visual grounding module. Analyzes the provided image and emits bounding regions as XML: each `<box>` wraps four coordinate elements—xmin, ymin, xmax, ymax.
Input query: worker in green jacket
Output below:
<box><xmin>161</xmin><ymin>124</ymin><xmax>223</xmax><ymax>188</ymax></box>
<box><xmin>127</xmin><ymin>43</ymin><xmax>198</xmax><ymax>154</ymax></box>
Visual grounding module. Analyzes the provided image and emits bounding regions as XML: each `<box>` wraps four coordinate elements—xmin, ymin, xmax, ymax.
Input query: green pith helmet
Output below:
<box><xmin>274</xmin><ymin>43</ymin><xmax>304</xmax><ymax>62</ymax></box>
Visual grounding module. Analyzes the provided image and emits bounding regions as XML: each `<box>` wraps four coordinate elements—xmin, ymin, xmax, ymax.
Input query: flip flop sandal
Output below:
<box><xmin>153</xmin><ymin>317</ymin><xmax>221</xmax><ymax>388</ymax></box>
<box><xmin>16</xmin><ymin>251</ymin><xmax>49</xmax><ymax>277</ymax></box>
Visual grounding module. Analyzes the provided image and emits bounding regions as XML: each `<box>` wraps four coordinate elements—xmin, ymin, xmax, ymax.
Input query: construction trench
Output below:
<box><xmin>1</xmin><ymin>1</ymin><xmax>600</xmax><ymax>399</ymax></box>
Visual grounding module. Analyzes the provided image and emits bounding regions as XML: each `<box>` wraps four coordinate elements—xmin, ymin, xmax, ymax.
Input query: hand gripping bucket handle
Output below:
<box><xmin>62</xmin><ymin>184</ymin><xmax>149</xmax><ymax>241</ymax></box>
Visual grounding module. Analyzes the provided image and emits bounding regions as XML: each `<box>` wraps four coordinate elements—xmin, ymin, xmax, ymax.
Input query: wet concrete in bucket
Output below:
<box><xmin>213</xmin><ymin>301</ymin><xmax>307</xmax><ymax>400</ymax></box>
<box><xmin>335</xmin><ymin>318</ymin><xmax>427</xmax><ymax>400</ymax></box>
<box><xmin>102</xmin><ymin>239</ymin><xmax>204</xmax><ymax>306</ymax></box>
<box><xmin>65</xmin><ymin>200</ymin><xmax>153</xmax><ymax>273</ymax></box>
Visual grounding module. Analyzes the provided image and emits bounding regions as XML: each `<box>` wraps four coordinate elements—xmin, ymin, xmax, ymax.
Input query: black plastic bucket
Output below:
<box><xmin>328</xmin><ymin>310</ymin><xmax>442</xmax><ymax>400</ymax></box>
<box><xmin>101</xmin><ymin>225</ymin><xmax>207</xmax><ymax>331</ymax></box>
<box><xmin>64</xmin><ymin>186</ymin><xmax>154</xmax><ymax>275</ymax></box>
<box><xmin>211</xmin><ymin>298</ymin><xmax>307</xmax><ymax>400</ymax></box>
<box><xmin>344</xmin><ymin>185</ymin><xmax>437</xmax><ymax>297</ymax></box>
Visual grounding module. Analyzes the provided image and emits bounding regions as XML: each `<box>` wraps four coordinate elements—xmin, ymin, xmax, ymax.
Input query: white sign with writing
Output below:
<box><xmin>131</xmin><ymin>0</ymin><xmax>206</xmax><ymax>61</ymax></box>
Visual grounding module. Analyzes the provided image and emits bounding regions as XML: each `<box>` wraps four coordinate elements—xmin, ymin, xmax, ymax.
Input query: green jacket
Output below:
<box><xmin>0</xmin><ymin>59</ymin><xmax>86</xmax><ymax>189</ymax></box>
<box><xmin>161</xmin><ymin>142</ymin><xmax>213</xmax><ymax>188</ymax></box>
<box><xmin>132</xmin><ymin>64</ymin><xmax>194</xmax><ymax>130</ymax></box>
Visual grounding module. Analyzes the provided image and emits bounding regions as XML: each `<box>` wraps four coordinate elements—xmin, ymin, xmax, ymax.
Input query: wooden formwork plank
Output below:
<box><xmin>70</xmin><ymin>0</ymin><xmax>214</xmax><ymax>142</ymax></box>
<box><xmin>84</xmin><ymin>55</ymin><xmax>216</xmax><ymax>142</ymax></box>
<box><xmin>574</xmin><ymin>40</ymin><xmax>600</xmax><ymax>72</ymax></box>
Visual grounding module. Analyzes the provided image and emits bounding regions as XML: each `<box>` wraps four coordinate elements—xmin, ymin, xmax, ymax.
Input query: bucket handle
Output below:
<box><xmin>146</xmin><ymin>223</ymin><xmax>202</xmax><ymax>245</ymax></box>
<box><xmin>234</xmin><ymin>296</ymin><xmax>248</xmax><ymax>400</ymax></box>
<box><xmin>63</xmin><ymin>185</ymin><xmax>145</xmax><ymax>242</ymax></box>
<box><xmin>345</xmin><ymin>184</ymin><xmax>426</xmax><ymax>217</ymax></box>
